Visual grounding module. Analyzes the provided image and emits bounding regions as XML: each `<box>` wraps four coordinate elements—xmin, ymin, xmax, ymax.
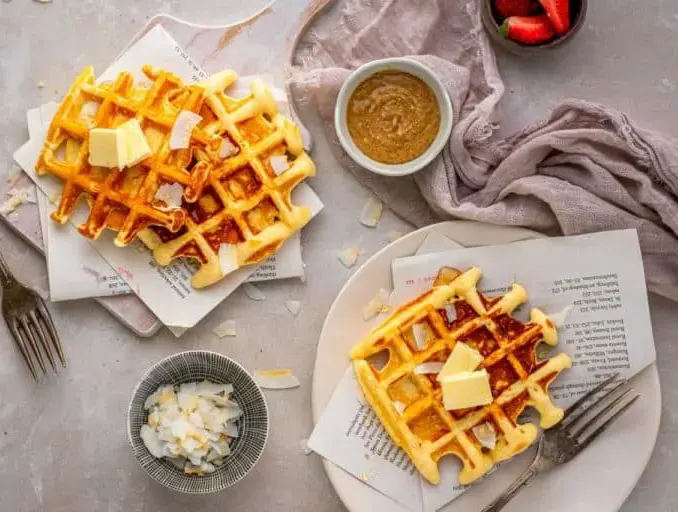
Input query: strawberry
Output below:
<box><xmin>499</xmin><ymin>15</ymin><xmax>556</xmax><ymax>45</ymax></box>
<box><xmin>494</xmin><ymin>0</ymin><xmax>533</xmax><ymax>18</ymax></box>
<box><xmin>537</xmin><ymin>0</ymin><xmax>570</xmax><ymax>35</ymax></box>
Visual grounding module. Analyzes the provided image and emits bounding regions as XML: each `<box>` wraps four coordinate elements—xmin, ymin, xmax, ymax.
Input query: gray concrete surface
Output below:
<box><xmin>0</xmin><ymin>1</ymin><xmax>677</xmax><ymax>511</ymax></box>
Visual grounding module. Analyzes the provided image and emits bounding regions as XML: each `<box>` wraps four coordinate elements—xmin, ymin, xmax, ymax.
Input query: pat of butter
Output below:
<box><xmin>89</xmin><ymin>128</ymin><xmax>126</xmax><ymax>168</ymax></box>
<box><xmin>118</xmin><ymin>119</ymin><xmax>152</xmax><ymax>166</ymax></box>
<box><xmin>437</xmin><ymin>343</ymin><xmax>484</xmax><ymax>381</ymax></box>
<box><xmin>441</xmin><ymin>370</ymin><xmax>493</xmax><ymax>411</ymax></box>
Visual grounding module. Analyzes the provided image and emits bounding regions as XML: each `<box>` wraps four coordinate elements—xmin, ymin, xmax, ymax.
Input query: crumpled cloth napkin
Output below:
<box><xmin>287</xmin><ymin>0</ymin><xmax>678</xmax><ymax>301</ymax></box>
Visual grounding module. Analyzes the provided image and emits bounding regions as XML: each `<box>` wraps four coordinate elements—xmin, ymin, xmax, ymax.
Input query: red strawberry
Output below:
<box><xmin>538</xmin><ymin>0</ymin><xmax>570</xmax><ymax>35</ymax></box>
<box><xmin>499</xmin><ymin>15</ymin><xmax>556</xmax><ymax>45</ymax></box>
<box><xmin>494</xmin><ymin>0</ymin><xmax>533</xmax><ymax>18</ymax></box>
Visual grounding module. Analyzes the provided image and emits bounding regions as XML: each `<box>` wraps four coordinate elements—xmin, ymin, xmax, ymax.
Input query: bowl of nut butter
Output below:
<box><xmin>335</xmin><ymin>58</ymin><xmax>453</xmax><ymax>177</ymax></box>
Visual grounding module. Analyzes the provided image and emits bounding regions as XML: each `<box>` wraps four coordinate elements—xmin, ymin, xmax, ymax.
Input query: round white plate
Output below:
<box><xmin>312</xmin><ymin>221</ymin><xmax>660</xmax><ymax>512</ymax></box>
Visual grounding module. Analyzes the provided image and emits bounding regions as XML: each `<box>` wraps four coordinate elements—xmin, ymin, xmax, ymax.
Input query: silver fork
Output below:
<box><xmin>0</xmin><ymin>248</ymin><xmax>65</xmax><ymax>380</ymax></box>
<box><xmin>483</xmin><ymin>373</ymin><xmax>639</xmax><ymax>511</ymax></box>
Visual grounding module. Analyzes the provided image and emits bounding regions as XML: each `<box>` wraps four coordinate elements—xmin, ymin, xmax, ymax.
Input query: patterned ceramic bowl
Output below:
<box><xmin>127</xmin><ymin>350</ymin><xmax>269</xmax><ymax>493</ymax></box>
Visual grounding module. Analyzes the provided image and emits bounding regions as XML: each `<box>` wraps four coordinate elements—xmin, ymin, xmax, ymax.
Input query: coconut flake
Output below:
<box><xmin>412</xmin><ymin>323</ymin><xmax>431</xmax><ymax>349</ymax></box>
<box><xmin>472</xmin><ymin>422</ymin><xmax>497</xmax><ymax>450</ymax></box>
<box><xmin>549</xmin><ymin>305</ymin><xmax>573</xmax><ymax>328</ymax></box>
<box><xmin>36</xmin><ymin>80</ymin><xmax>46</xmax><ymax>89</ymax></box>
<box><xmin>338</xmin><ymin>247</ymin><xmax>360</xmax><ymax>268</ymax></box>
<box><xmin>154</xmin><ymin>183</ymin><xmax>184</xmax><ymax>211</ymax></box>
<box><xmin>242</xmin><ymin>282</ymin><xmax>265</xmax><ymax>301</ymax></box>
<box><xmin>363</xmin><ymin>288</ymin><xmax>390</xmax><ymax>320</ymax></box>
<box><xmin>444</xmin><ymin>304</ymin><xmax>457</xmax><ymax>323</ymax></box>
<box><xmin>218</xmin><ymin>244</ymin><xmax>239</xmax><ymax>275</ymax></box>
<box><xmin>392</xmin><ymin>401</ymin><xmax>406</xmax><ymax>415</ymax></box>
<box><xmin>142</xmin><ymin>380</ymin><xmax>240</xmax><ymax>474</ymax></box>
<box><xmin>213</xmin><ymin>319</ymin><xmax>236</xmax><ymax>338</ymax></box>
<box><xmin>286</xmin><ymin>300</ymin><xmax>301</xmax><ymax>316</ymax></box>
<box><xmin>219</xmin><ymin>138</ymin><xmax>239</xmax><ymax>158</ymax></box>
<box><xmin>414</xmin><ymin>362</ymin><xmax>444</xmax><ymax>375</ymax></box>
<box><xmin>387</xmin><ymin>230</ymin><xmax>405</xmax><ymax>243</ymax></box>
<box><xmin>269</xmin><ymin>155</ymin><xmax>289</xmax><ymax>176</ymax></box>
<box><xmin>140</xmin><ymin>425</ymin><xmax>165</xmax><ymax>458</ymax></box>
<box><xmin>169</xmin><ymin>111</ymin><xmax>202</xmax><ymax>150</ymax></box>
<box><xmin>5</xmin><ymin>167</ymin><xmax>21</xmax><ymax>189</ymax></box>
<box><xmin>0</xmin><ymin>188</ymin><xmax>36</xmax><ymax>214</ymax></box>
<box><xmin>359</xmin><ymin>197</ymin><xmax>383</xmax><ymax>228</ymax></box>
<box><xmin>253</xmin><ymin>369</ymin><xmax>300</xmax><ymax>390</ymax></box>
<box><xmin>299</xmin><ymin>438</ymin><xmax>313</xmax><ymax>455</ymax></box>
<box><xmin>79</xmin><ymin>101</ymin><xmax>100</xmax><ymax>121</ymax></box>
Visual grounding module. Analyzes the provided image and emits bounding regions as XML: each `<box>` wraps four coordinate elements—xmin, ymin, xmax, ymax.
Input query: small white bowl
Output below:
<box><xmin>334</xmin><ymin>58</ymin><xmax>453</xmax><ymax>177</ymax></box>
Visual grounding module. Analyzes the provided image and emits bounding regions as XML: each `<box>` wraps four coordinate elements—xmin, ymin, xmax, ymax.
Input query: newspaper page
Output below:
<box><xmin>307</xmin><ymin>233</ymin><xmax>463</xmax><ymax>512</ymax></box>
<box><xmin>391</xmin><ymin>229</ymin><xmax>656</xmax><ymax>511</ymax></box>
<box><xmin>14</xmin><ymin>25</ymin><xmax>323</xmax><ymax>329</ymax></box>
<box><xmin>28</xmin><ymin>103</ymin><xmax>132</xmax><ymax>300</ymax></box>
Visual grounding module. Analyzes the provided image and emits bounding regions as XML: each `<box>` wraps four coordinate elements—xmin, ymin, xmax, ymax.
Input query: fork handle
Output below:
<box><xmin>0</xmin><ymin>248</ymin><xmax>15</xmax><ymax>287</ymax></box>
<box><xmin>481</xmin><ymin>466</ymin><xmax>538</xmax><ymax>512</ymax></box>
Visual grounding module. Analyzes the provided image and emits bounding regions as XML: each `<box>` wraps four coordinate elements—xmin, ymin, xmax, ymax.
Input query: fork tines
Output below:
<box><xmin>9</xmin><ymin>296</ymin><xmax>65</xmax><ymax>381</ymax></box>
<box><xmin>561</xmin><ymin>373</ymin><xmax>640</xmax><ymax>450</ymax></box>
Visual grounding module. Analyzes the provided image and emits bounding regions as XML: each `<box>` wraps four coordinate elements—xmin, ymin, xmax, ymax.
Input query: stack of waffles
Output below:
<box><xmin>36</xmin><ymin>65</ymin><xmax>315</xmax><ymax>289</ymax></box>
<box><xmin>350</xmin><ymin>266</ymin><xmax>572</xmax><ymax>485</ymax></box>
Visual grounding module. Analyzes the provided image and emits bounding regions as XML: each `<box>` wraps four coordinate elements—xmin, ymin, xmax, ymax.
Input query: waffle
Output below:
<box><xmin>350</xmin><ymin>266</ymin><xmax>572</xmax><ymax>485</ymax></box>
<box><xmin>139</xmin><ymin>76</ymin><xmax>316</xmax><ymax>288</ymax></box>
<box><xmin>36</xmin><ymin>65</ymin><xmax>218</xmax><ymax>246</ymax></box>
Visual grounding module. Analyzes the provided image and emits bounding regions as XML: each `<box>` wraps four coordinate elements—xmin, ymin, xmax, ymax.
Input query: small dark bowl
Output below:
<box><xmin>127</xmin><ymin>351</ymin><xmax>269</xmax><ymax>494</ymax></box>
<box><xmin>481</xmin><ymin>0</ymin><xmax>587</xmax><ymax>55</ymax></box>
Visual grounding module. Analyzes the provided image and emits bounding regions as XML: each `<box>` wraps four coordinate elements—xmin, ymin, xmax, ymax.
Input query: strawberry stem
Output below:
<box><xmin>498</xmin><ymin>20</ymin><xmax>510</xmax><ymax>38</ymax></box>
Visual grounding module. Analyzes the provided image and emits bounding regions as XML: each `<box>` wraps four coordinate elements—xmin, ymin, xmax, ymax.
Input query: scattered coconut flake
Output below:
<box><xmin>154</xmin><ymin>183</ymin><xmax>184</xmax><ymax>211</ymax></box>
<box><xmin>79</xmin><ymin>101</ymin><xmax>100</xmax><ymax>121</ymax></box>
<box><xmin>338</xmin><ymin>247</ymin><xmax>360</xmax><ymax>268</ymax></box>
<box><xmin>286</xmin><ymin>300</ymin><xmax>301</xmax><ymax>316</ymax></box>
<box><xmin>549</xmin><ymin>305</ymin><xmax>573</xmax><ymax>328</ymax></box>
<box><xmin>299</xmin><ymin>438</ymin><xmax>313</xmax><ymax>455</ymax></box>
<box><xmin>242</xmin><ymin>282</ymin><xmax>265</xmax><ymax>301</ymax></box>
<box><xmin>0</xmin><ymin>196</ymin><xmax>23</xmax><ymax>215</ymax></box>
<box><xmin>0</xmin><ymin>188</ymin><xmax>36</xmax><ymax>214</ymax></box>
<box><xmin>359</xmin><ymin>196</ymin><xmax>383</xmax><ymax>228</ymax></box>
<box><xmin>253</xmin><ymin>369</ymin><xmax>300</xmax><ymax>390</ymax></box>
<box><xmin>218</xmin><ymin>244</ymin><xmax>239</xmax><ymax>276</ymax></box>
<box><xmin>5</xmin><ymin>167</ymin><xmax>21</xmax><ymax>189</ymax></box>
<box><xmin>444</xmin><ymin>304</ymin><xmax>457</xmax><ymax>323</ymax></box>
<box><xmin>472</xmin><ymin>422</ymin><xmax>497</xmax><ymax>450</ymax></box>
<box><xmin>300</xmin><ymin>124</ymin><xmax>312</xmax><ymax>151</ymax></box>
<box><xmin>269</xmin><ymin>155</ymin><xmax>289</xmax><ymax>176</ymax></box>
<box><xmin>363</xmin><ymin>288</ymin><xmax>390</xmax><ymax>320</ymax></box>
<box><xmin>414</xmin><ymin>362</ymin><xmax>444</xmax><ymax>375</ymax></box>
<box><xmin>36</xmin><ymin>80</ymin><xmax>45</xmax><ymax>89</ymax></box>
<box><xmin>219</xmin><ymin>138</ymin><xmax>239</xmax><ymax>158</ymax></box>
<box><xmin>387</xmin><ymin>230</ymin><xmax>405</xmax><ymax>243</ymax></box>
<box><xmin>213</xmin><ymin>319</ymin><xmax>236</xmax><ymax>338</ymax></box>
<box><xmin>412</xmin><ymin>323</ymin><xmax>431</xmax><ymax>349</ymax></box>
<box><xmin>392</xmin><ymin>401</ymin><xmax>406</xmax><ymax>415</ymax></box>
<box><xmin>7</xmin><ymin>187</ymin><xmax>36</xmax><ymax>204</ymax></box>
<box><xmin>169</xmin><ymin>110</ymin><xmax>202</xmax><ymax>150</ymax></box>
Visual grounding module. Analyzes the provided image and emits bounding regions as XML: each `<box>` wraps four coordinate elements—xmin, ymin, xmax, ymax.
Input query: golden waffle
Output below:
<box><xmin>350</xmin><ymin>267</ymin><xmax>572</xmax><ymax>485</ymax></box>
<box><xmin>139</xmin><ymin>76</ymin><xmax>316</xmax><ymax>288</ymax></box>
<box><xmin>36</xmin><ymin>65</ymin><xmax>218</xmax><ymax>246</ymax></box>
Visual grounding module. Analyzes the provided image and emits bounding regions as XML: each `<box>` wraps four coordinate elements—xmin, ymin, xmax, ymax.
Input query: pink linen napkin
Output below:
<box><xmin>287</xmin><ymin>0</ymin><xmax>678</xmax><ymax>301</ymax></box>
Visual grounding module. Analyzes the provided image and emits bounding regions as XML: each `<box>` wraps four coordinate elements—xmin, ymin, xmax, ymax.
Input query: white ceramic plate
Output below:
<box><xmin>312</xmin><ymin>221</ymin><xmax>660</xmax><ymax>512</ymax></box>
